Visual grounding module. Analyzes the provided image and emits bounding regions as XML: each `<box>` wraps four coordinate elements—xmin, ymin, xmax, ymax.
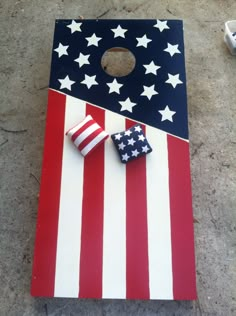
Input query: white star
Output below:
<box><xmin>115</xmin><ymin>133</ymin><xmax>122</xmax><ymax>140</ymax></box>
<box><xmin>74</xmin><ymin>53</ymin><xmax>90</xmax><ymax>67</ymax></box>
<box><xmin>107</xmin><ymin>79</ymin><xmax>123</xmax><ymax>94</ymax></box>
<box><xmin>122</xmin><ymin>153</ymin><xmax>130</xmax><ymax>162</ymax></box>
<box><xmin>118</xmin><ymin>142</ymin><xmax>126</xmax><ymax>150</ymax></box>
<box><xmin>141</xmin><ymin>85</ymin><xmax>158</xmax><ymax>100</ymax></box>
<box><xmin>85</xmin><ymin>33</ymin><xmax>102</xmax><ymax>47</ymax></box>
<box><xmin>138</xmin><ymin>134</ymin><xmax>145</xmax><ymax>141</ymax></box>
<box><xmin>142</xmin><ymin>145</ymin><xmax>150</xmax><ymax>153</ymax></box>
<box><xmin>159</xmin><ymin>105</ymin><xmax>176</xmax><ymax>122</ymax></box>
<box><xmin>165</xmin><ymin>73</ymin><xmax>183</xmax><ymax>88</ymax></box>
<box><xmin>67</xmin><ymin>20</ymin><xmax>82</xmax><ymax>33</ymax></box>
<box><xmin>119</xmin><ymin>98</ymin><xmax>137</xmax><ymax>113</ymax></box>
<box><xmin>58</xmin><ymin>75</ymin><xmax>75</xmax><ymax>91</ymax></box>
<box><xmin>153</xmin><ymin>20</ymin><xmax>169</xmax><ymax>32</ymax></box>
<box><xmin>54</xmin><ymin>43</ymin><xmax>69</xmax><ymax>58</ymax></box>
<box><xmin>164</xmin><ymin>43</ymin><xmax>181</xmax><ymax>57</ymax></box>
<box><xmin>136</xmin><ymin>35</ymin><xmax>152</xmax><ymax>48</ymax></box>
<box><xmin>132</xmin><ymin>149</ymin><xmax>140</xmax><ymax>157</ymax></box>
<box><xmin>143</xmin><ymin>61</ymin><xmax>161</xmax><ymax>75</ymax></box>
<box><xmin>81</xmin><ymin>74</ymin><xmax>98</xmax><ymax>89</ymax></box>
<box><xmin>128</xmin><ymin>138</ymin><xmax>136</xmax><ymax>146</ymax></box>
<box><xmin>124</xmin><ymin>130</ymin><xmax>132</xmax><ymax>136</ymax></box>
<box><xmin>111</xmin><ymin>25</ymin><xmax>128</xmax><ymax>38</ymax></box>
<box><xmin>134</xmin><ymin>125</ymin><xmax>142</xmax><ymax>132</ymax></box>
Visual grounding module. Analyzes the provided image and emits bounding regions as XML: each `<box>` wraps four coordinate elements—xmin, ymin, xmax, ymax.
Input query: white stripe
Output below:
<box><xmin>80</xmin><ymin>130</ymin><xmax>108</xmax><ymax>156</ymax></box>
<box><xmin>73</xmin><ymin>123</ymin><xmax>100</xmax><ymax>147</ymax></box>
<box><xmin>146</xmin><ymin>126</ymin><xmax>173</xmax><ymax>299</ymax></box>
<box><xmin>67</xmin><ymin>114</ymin><xmax>92</xmax><ymax>137</ymax></box>
<box><xmin>102</xmin><ymin>112</ymin><xmax>126</xmax><ymax>299</ymax></box>
<box><xmin>54</xmin><ymin>95</ymin><xmax>85</xmax><ymax>297</ymax></box>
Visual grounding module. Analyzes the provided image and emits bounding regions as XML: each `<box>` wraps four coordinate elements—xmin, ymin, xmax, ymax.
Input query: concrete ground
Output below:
<box><xmin>0</xmin><ymin>0</ymin><xmax>236</xmax><ymax>315</ymax></box>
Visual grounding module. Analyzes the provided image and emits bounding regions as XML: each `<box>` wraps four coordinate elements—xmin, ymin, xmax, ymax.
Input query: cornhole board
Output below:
<box><xmin>31</xmin><ymin>19</ymin><xmax>197</xmax><ymax>300</ymax></box>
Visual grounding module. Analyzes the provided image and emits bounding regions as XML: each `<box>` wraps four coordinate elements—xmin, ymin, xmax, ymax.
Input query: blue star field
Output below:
<box><xmin>49</xmin><ymin>19</ymin><xmax>189</xmax><ymax>139</ymax></box>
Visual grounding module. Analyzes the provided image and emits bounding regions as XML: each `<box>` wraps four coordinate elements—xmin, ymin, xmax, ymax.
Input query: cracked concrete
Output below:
<box><xmin>0</xmin><ymin>0</ymin><xmax>236</xmax><ymax>315</ymax></box>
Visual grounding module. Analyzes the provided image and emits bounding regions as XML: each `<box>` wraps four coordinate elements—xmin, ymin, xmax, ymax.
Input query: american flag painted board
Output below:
<box><xmin>31</xmin><ymin>19</ymin><xmax>197</xmax><ymax>300</ymax></box>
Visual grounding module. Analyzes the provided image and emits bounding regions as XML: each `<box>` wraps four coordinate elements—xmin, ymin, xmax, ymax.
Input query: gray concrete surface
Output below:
<box><xmin>0</xmin><ymin>0</ymin><xmax>236</xmax><ymax>315</ymax></box>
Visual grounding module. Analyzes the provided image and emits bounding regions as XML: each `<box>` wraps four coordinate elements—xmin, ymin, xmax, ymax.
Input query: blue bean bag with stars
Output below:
<box><xmin>111</xmin><ymin>124</ymin><xmax>152</xmax><ymax>163</ymax></box>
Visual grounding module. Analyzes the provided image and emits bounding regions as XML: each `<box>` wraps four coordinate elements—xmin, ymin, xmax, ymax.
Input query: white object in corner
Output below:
<box><xmin>224</xmin><ymin>20</ymin><xmax>236</xmax><ymax>55</ymax></box>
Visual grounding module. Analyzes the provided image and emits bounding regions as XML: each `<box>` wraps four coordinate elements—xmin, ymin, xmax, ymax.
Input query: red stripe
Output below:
<box><xmin>78</xmin><ymin>127</ymin><xmax>103</xmax><ymax>151</ymax></box>
<box><xmin>167</xmin><ymin>135</ymin><xmax>197</xmax><ymax>300</ymax></box>
<box><xmin>31</xmin><ymin>90</ymin><xmax>66</xmax><ymax>297</ymax></box>
<box><xmin>125</xmin><ymin>119</ymin><xmax>150</xmax><ymax>299</ymax></box>
<box><xmin>71</xmin><ymin>119</ymin><xmax>94</xmax><ymax>142</ymax></box>
<box><xmin>78</xmin><ymin>104</ymin><xmax>104</xmax><ymax>298</ymax></box>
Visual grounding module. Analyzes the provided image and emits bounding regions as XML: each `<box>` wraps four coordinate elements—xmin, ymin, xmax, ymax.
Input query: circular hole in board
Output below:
<box><xmin>101</xmin><ymin>47</ymin><xmax>136</xmax><ymax>77</ymax></box>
